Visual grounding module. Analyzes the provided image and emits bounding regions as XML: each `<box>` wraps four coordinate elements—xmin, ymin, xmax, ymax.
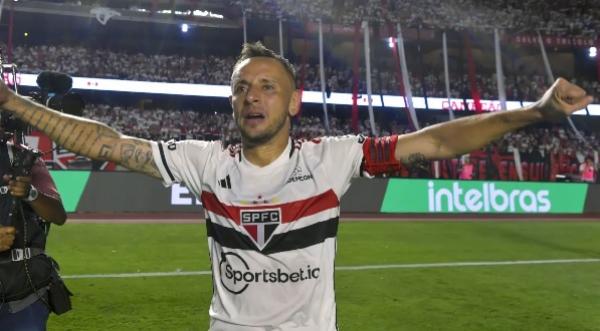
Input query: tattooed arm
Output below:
<box><xmin>0</xmin><ymin>86</ymin><xmax>161</xmax><ymax>179</ymax></box>
<box><xmin>395</xmin><ymin>78</ymin><xmax>593</xmax><ymax>166</ymax></box>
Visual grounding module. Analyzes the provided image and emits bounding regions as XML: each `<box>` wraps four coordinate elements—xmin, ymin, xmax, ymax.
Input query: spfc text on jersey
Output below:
<box><xmin>240</xmin><ymin>209</ymin><xmax>281</xmax><ymax>224</ymax></box>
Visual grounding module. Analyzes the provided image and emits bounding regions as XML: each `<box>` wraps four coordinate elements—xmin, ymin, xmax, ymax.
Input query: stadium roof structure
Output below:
<box><xmin>6</xmin><ymin>0</ymin><xmax>238</xmax><ymax>29</ymax></box>
<box><xmin>61</xmin><ymin>0</ymin><xmax>225</xmax><ymax>9</ymax></box>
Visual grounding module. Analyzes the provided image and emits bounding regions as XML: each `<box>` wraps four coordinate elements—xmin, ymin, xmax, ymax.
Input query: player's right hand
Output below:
<box><xmin>0</xmin><ymin>226</ymin><xmax>16</xmax><ymax>251</ymax></box>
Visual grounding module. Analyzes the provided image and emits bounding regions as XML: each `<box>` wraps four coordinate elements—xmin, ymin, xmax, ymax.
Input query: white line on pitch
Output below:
<box><xmin>61</xmin><ymin>258</ymin><xmax>600</xmax><ymax>280</ymax></box>
<box><xmin>63</xmin><ymin>270</ymin><xmax>213</xmax><ymax>279</ymax></box>
<box><xmin>335</xmin><ymin>258</ymin><xmax>600</xmax><ymax>270</ymax></box>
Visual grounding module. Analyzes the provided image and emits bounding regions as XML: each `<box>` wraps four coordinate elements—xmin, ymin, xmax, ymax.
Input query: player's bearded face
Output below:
<box><xmin>230</xmin><ymin>57</ymin><xmax>298</xmax><ymax>146</ymax></box>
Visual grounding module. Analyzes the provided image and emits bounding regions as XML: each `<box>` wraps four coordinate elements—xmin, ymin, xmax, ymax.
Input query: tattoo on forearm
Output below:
<box><xmin>401</xmin><ymin>153</ymin><xmax>430</xmax><ymax>174</ymax></box>
<box><xmin>48</xmin><ymin>118</ymin><xmax>62</xmax><ymax>140</ymax></box>
<box><xmin>67</xmin><ymin>129</ymin><xmax>85</xmax><ymax>147</ymax></box>
<box><xmin>30</xmin><ymin>111</ymin><xmax>44</xmax><ymax>127</ymax></box>
<box><xmin>78</xmin><ymin>129</ymin><xmax>93</xmax><ymax>155</ymax></box>
<box><xmin>35</xmin><ymin>111</ymin><xmax>52</xmax><ymax>129</ymax></box>
<box><xmin>33</xmin><ymin>115</ymin><xmax>119</xmax><ymax>160</ymax></box>
<box><xmin>88</xmin><ymin>129</ymin><xmax>103</xmax><ymax>151</ymax></box>
<box><xmin>57</xmin><ymin>122</ymin><xmax>75</xmax><ymax>144</ymax></box>
<box><xmin>134</xmin><ymin>149</ymin><xmax>152</xmax><ymax>165</ymax></box>
<box><xmin>401</xmin><ymin>153</ymin><xmax>426</xmax><ymax>166</ymax></box>
<box><xmin>22</xmin><ymin>108</ymin><xmax>35</xmax><ymax>123</ymax></box>
<box><xmin>11</xmin><ymin>98</ymin><xmax>160</xmax><ymax>177</ymax></box>
<box><xmin>38</xmin><ymin>113</ymin><xmax>52</xmax><ymax>131</ymax></box>
<box><xmin>64</xmin><ymin>125</ymin><xmax>84</xmax><ymax>148</ymax></box>
<box><xmin>120</xmin><ymin>142</ymin><xmax>152</xmax><ymax>167</ymax></box>
<box><xmin>82</xmin><ymin>126</ymin><xmax>119</xmax><ymax>158</ymax></box>
<box><xmin>120</xmin><ymin>144</ymin><xmax>135</xmax><ymax>164</ymax></box>
<box><xmin>98</xmin><ymin>144</ymin><xmax>113</xmax><ymax>160</ymax></box>
<box><xmin>46</xmin><ymin>120</ymin><xmax>59</xmax><ymax>137</ymax></box>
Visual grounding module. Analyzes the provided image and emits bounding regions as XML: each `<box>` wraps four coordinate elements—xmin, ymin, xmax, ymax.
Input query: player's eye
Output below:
<box><xmin>235</xmin><ymin>85</ymin><xmax>248</xmax><ymax>93</ymax></box>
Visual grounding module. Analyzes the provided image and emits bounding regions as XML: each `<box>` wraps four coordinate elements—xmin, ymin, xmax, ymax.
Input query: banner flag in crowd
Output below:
<box><xmin>439</xmin><ymin>32</ymin><xmax>452</xmax><ymax>177</ymax></box>
<box><xmin>362</xmin><ymin>20</ymin><xmax>377</xmax><ymax>136</ymax></box>
<box><xmin>396</xmin><ymin>23</ymin><xmax>420</xmax><ymax>130</ymax></box>
<box><xmin>537</xmin><ymin>30</ymin><xmax>586</xmax><ymax>143</ymax></box>
<box><xmin>0</xmin><ymin>0</ymin><xmax>4</xmax><ymax>23</ymax></box>
<box><xmin>375</xmin><ymin>40</ymin><xmax>386</xmax><ymax>110</ymax></box>
<box><xmin>597</xmin><ymin>36</ymin><xmax>600</xmax><ymax>83</ymax></box>
<box><xmin>379</xmin><ymin>8</ymin><xmax>417</xmax><ymax>131</ymax></box>
<box><xmin>512</xmin><ymin>148</ymin><xmax>524</xmax><ymax>181</ymax></box>
<box><xmin>537</xmin><ymin>31</ymin><xmax>554</xmax><ymax>86</ymax></box>
<box><xmin>278</xmin><ymin>16</ymin><xmax>284</xmax><ymax>56</ymax></box>
<box><xmin>415</xmin><ymin>28</ymin><xmax>429</xmax><ymax>111</ymax></box>
<box><xmin>463</xmin><ymin>34</ymin><xmax>483</xmax><ymax>112</ymax></box>
<box><xmin>242</xmin><ymin>10</ymin><xmax>247</xmax><ymax>44</ymax></box>
<box><xmin>494</xmin><ymin>29</ymin><xmax>507</xmax><ymax>111</ymax></box>
<box><xmin>296</xmin><ymin>21</ymin><xmax>310</xmax><ymax>118</ymax></box>
<box><xmin>351</xmin><ymin>23</ymin><xmax>361</xmax><ymax>133</ymax></box>
<box><xmin>389</xmin><ymin>38</ymin><xmax>417</xmax><ymax>130</ymax></box>
<box><xmin>317</xmin><ymin>19</ymin><xmax>331</xmax><ymax>134</ymax></box>
<box><xmin>442</xmin><ymin>32</ymin><xmax>455</xmax><ymax>121</ymax></box>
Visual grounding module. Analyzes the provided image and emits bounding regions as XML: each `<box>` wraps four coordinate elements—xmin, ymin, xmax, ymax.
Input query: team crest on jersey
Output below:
<box><xmin>240</xmin><ymin>208</ymin><xmax>281</xmax><ymax>250</ymax></box>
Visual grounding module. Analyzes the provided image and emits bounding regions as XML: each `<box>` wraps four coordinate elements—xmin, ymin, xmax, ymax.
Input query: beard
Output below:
<box><xmin>237</xmin><ymin>113</ymin><xmax>289</xmax><ymax>147</ymax></box>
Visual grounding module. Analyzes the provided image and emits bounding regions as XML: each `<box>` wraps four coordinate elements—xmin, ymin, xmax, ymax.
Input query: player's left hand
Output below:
<box><xmin>534</xmin><ymin>78</ymin><xmax>593</xmax><ymax>121</ymax></box>
<box><xmin>3</xmin><ymin>174</ymin><xmax>33</xmax><ymax>199</ymax></box>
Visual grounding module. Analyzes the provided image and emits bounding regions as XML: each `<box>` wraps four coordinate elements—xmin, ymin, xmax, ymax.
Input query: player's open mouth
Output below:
<box><xmin>244</xmin><ymin>113</ymin><xmax>266</xmax><ymax>125</ymax></box>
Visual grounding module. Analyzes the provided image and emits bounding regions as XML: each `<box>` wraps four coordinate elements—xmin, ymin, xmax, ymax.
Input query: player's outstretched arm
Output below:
<box><xmin>0</xmin><ymin>83</ymin><xmax>162</xmax><ymax>179</ymax></box>
<box><xmin>394</xmin><ymin>78</ymin><xmax>593</xmax><ymax>166</ymax></box>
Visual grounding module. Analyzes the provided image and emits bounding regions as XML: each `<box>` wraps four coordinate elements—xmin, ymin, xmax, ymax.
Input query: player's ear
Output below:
<box><xmin>288</xmin><ymin>90</ymin><xmax>300</xmax><ymax>117</ymax></box>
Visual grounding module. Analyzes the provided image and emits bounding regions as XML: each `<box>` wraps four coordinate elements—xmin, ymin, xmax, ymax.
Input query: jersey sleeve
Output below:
<box><xmin>317</xmin><ymin>135</ymin><xmax>366</xmax><ymax>197</ymax></box>
<box><xmin>151</xmin><ymin>139</ymin><xmax>216</xmax><ymax>188</ymax></box>
<box><xmin>316</xmin><ymin>135</ymin><xmax>402</xmax><ymax>197</ymax></box>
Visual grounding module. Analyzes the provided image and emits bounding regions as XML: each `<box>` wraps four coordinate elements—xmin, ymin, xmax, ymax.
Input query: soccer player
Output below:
<box><xmin>0</xmin><ymin>42</ymin><xmax>592</xmax><ymax>330</ymax></box>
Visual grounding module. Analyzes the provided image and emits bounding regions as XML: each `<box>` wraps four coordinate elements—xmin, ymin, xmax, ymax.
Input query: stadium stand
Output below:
<box><xmin>2</xmin><ymin>1</ymin><xmax>598</xmax><ymax>183</ymax></box>
<box><xmin>10</xmin><ymin>43</ymin><xmax>600</xmax><ymax>101</ymax></box>
<box><xmin>231</xmin><ymin>0</ymin><xmax>600</xmax><ymax>35</ymax></box>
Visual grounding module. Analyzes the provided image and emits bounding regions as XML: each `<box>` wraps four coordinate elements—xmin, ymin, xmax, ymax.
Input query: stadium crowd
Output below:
<box><xmin>56</xmin><ymin>0</ymin><xmax>600</xmax><ymax>36</ymax></box>
<box><xmin>79</xmin><ymin>103</ymin><xmax>598</xmax><ymax>182</ymax></box>
<box><xmin>231</xmin><ymin>0</ymin><xmax>599</xmax><ymax>36</ymax></box>
<box><xmin>11</xmin><ymin>44</ymin><xmax>600</xmax><ymax>101</ymax></box>
<box><xmin>13</xmin><ymin>44</ymin><xmax>236</xmax><ymax>85</ymax></box>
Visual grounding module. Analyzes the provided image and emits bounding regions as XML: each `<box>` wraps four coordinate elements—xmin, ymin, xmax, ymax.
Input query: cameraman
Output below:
<box><xmin>0</xmin><ymin>124</ymin><xmax>67</xmax><ymax>330</ymax></box>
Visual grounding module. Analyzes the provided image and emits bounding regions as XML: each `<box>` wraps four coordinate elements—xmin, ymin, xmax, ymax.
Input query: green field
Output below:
<box><xmin>45</xmin><ymin>220</ymin><xmax>600</xmax><ymax>331</ymax></box>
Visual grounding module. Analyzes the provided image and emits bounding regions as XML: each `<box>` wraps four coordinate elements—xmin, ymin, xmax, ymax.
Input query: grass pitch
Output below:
<box><xmin>45</xmin><ymin>220</ymin><xmax>600</xmax><ymax>331</ymax></box>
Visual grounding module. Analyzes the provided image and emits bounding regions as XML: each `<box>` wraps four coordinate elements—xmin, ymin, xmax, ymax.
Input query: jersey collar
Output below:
<box><xmin>241</xmin><ymin>138</ymin><xmax>292</xmax><ymax>170</ymax></box>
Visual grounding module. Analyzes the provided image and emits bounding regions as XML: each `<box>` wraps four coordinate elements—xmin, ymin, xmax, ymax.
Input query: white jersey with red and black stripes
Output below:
<box><xmin>151</xmin><ymin>135</ymin><xmax>378</xmax><ymax>331</ymax></box>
